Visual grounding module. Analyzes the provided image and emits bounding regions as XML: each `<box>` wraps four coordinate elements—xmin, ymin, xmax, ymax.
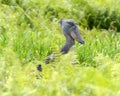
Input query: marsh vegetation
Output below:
<box><xmin>0</xmin><ymin>0</ymin><xmax>120</xmax><ymax>96</ymax></box>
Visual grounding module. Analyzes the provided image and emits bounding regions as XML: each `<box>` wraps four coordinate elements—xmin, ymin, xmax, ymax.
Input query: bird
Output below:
<box><xmin>59</xmin><ymin>19</ymin><xmax>85</xmax><ymax>54</ymax></box>
<box><xmin>37</xmin><ymin>19</ymin><xmax>85</xmax><ymax>71</ymax></box>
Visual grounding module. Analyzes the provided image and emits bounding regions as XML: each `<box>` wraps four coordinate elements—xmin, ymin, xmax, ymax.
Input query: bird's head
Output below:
<box><xmin>59</xmin><ymin>18</ymin><xmax>64</xmax><ymax>25</ymax></box>
<box><xmin>70</xmin><ymin>26</ymin><xmax>85</xmax><ymax>44</ymax></box>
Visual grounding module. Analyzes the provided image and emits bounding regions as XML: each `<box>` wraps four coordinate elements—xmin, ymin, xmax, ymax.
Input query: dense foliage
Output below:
<box><xmin>0</xmin><ymin>0</ymin><xmax>120</xmax><ymax>96</ymax></box>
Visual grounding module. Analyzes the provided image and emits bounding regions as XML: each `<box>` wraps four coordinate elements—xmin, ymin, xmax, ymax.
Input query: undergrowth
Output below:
<box><xmin>0</xmin><ymin>0</ymin><xmax>120</xmax><ymax>96</ymax></box>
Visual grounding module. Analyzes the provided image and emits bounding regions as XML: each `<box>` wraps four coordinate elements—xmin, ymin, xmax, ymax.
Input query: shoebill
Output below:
<box><xmin>37</xmin><ymin>19</ymin><xmax>85</xmax><ymax>71</ymax></box>
<box><xmin>59</xmin><ymin>19</ymin><xmax>84</xmax><ymax>54</ymax></box>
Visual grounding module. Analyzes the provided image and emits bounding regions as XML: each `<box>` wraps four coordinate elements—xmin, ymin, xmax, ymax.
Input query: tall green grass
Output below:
<box><xmin>0</xmin><ymin>0</ymin><xmax>120</xmax><ymax>96</ymax></box>
<box><xmin>76</xmin><ymin>29</ymin><xmax>120</xmax><ymax>67</ymax></box>
<box><xmin>1</xmin><ymin>0</ymin><xmax>120</xmax><ymax>31</ymax></box>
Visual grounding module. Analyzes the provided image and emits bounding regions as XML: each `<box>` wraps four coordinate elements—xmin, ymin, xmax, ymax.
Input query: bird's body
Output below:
<box><xmin>37</xmin><ymin>19</ymin><xmax>85</xmax><ymax>70</ymax></box>
<box><xmin>43</xmin><ymin>19</ymin><xmax>85</xmax><ymax>63</ymax></box>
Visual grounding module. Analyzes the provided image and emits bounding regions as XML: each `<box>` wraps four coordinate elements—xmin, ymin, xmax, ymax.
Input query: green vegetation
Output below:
<box><xmin>0</xmin><ymin>0</ymin><xmax>120</xmax><ymax>96</ymax></box>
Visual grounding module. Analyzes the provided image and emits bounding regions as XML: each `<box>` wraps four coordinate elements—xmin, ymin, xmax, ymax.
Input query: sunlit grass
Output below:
<box><xmin>0</xmin><ymin>0</ymin><xmax>120</xmax><ymax>96</ymax></box>
<box><xmin>76</xmin><ymin>29</ymin><xmax>120</xmax><ymax>67</ymax></box>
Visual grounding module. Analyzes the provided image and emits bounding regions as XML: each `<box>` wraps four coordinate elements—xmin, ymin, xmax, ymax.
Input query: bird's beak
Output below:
<box><xmin>70</xmin><ymin>31</ymin><xmax>85</xmax><ymax>44</ymax></box>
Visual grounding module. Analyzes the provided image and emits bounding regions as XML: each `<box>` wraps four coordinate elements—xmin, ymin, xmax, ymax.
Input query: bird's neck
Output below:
<box><xmin>60</xmin><ymin>37</ymin><xmax>75</xmax><ymax>54</ymax></box>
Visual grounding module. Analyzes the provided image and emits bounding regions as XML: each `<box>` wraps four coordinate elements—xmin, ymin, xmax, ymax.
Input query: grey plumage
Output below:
<box><xmin>59</xmin><ymin>19</ymin><xmax>84</xmax><ymax>54</ymax></box>
<box><xmin>39</xmin><ymin>19</ymin><xmax>85</xmax><ymax>65</ymax></box>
